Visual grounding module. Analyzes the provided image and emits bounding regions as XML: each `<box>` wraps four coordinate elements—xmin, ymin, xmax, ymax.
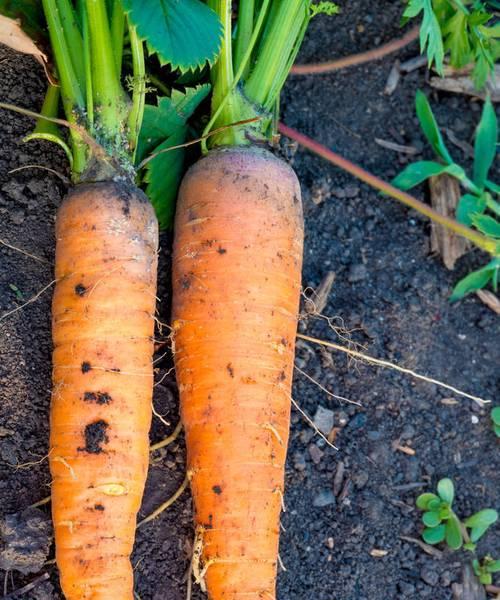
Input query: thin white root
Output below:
<box><xmin>277</xmin><ymin>553</ymin><xmax>287</xmax><ymax>572</ymax></box>
<box><xmin>137</xmin><ymin>474</ymin><xmax>188</xmax><ymax>528</ymax></box>
<box><xmin>29</xmin><ymin>496</ymin><xmax>51</xmax><ymax>509</ymax></box>
<box><xmin>0</xmin><ymin>279</ymin><xmax>56</xmax><ymax>322</ymax></box>
<box><xmin>290</xmin><ymin>395</ymin><xmax>338</xmax><ymax>450</ymax></box>
<box><xmin>294</xmin><ymin>365</ymin><xmax>361</xmax><ymax>406</ymax></box>
<box><xmin>191</xmin><ymin>526</ymin><xmax>207</xmax><ymax>592</ymax></box>
<box><xmin>297</xmin><ymin>333</ymin><xmax>491</xmax><ymax>407</ymax></box>
<box><xmin>0</xmin><ymin>237</ymin><xmax>50</xmax><ymax>264</ymax></box>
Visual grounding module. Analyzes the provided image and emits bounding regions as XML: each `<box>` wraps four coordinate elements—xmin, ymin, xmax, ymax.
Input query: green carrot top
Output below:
<box><xmin>204</xmin><ymin>0</ymin><xmax>339</xmax><ymax>149</ymax></box>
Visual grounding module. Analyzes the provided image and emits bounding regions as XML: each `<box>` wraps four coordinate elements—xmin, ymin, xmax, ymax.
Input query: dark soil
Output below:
<box><xmin>1</xmin><ymin>1</ymin><xmax>499</xmax><ymax>599</ymax></box>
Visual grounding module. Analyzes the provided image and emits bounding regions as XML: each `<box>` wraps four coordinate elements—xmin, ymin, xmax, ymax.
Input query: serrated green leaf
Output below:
<box><xmin>137</xmin><ymin>85</ymin><xmax>210</xmax><ymax>229</ymax></box>
<box><xmin>136</xmin><ymin>84</ymin><xmax>210</xmax><ymax>163</ymax></box>
<box><xmin>437</xmin><ymin>478</ymin><xmax>454</xmax><ymax>504</ymax></box>
<box><xmin>415</xmin><ymin>90</ymin><xmax>453</xmax><ymax>164</ymax></box>
<box><xmin>445</xmin><ymin>515</ymin><xmax>463</xmax><ymax>549</ymax></box>
<box><xmin>473</xmin><ymin>97</ymin><xmax>497</xmax><ymax>189</ymax></box>
<box><xmin>463</xmin><ymin>542</ymin><xmax>477</xmax><ymax>551</ymax></box>
<box><xmin>122</xmin><ymin>0</ymin><xmax>222</xmax><ymax>71</ymax></box>
<box><xmin>457</xmin><ymin>194</ymin><xmax>487</xmax><ymax>225</ymax></box>
<box><xmin>416</xmin><ymin>493</ymin><xmax>439</xmax><ymax>510</ymax></box>
<box><xmin>479</xmin><ymin>573</ymin><xmax>492</xmax><ymax>585</ymax></box>
<box><xmin>485</xmin><ymin>194</ymin><xmax>500</xmax><ymax>217</ymax></box>
<box><xmin>422</xmin><ymin>524</ymin><xmax>446</xmax><ymax>544</ymax></box>
<box><xmin>450</xmin><ymin>266</ymin><xmax>494</xmax><ymax>301</ymax></box>
<box><xmin>442</xmin><ymin>10</ymin><xmax>471</xmax><ymax>67</ymax></box>
<box><xmin>423</xmin><ymin>511</ymin><xmax>442</xmax><ymax>527</ymax></box>
<box><xmin>404</xmin><ymin>0</ymin><xmax>445</xmax><ymax>74</ymax></box>
<box><xmin>486</xmin><ymin>179</ymin><xmax>500</xmax><ymax>194</ymax></box>
<box><xmin>144</xmin><ymin>128</ymin><xmax>186</xmax><ymax>229</ymax></box>
<box><xmin>492</xmin><ymin>406</ymin><xmax>500</xmax><ymax>426</ymax></box>
<box><xmin>472</xmin><ymin>214</ymin><xmax>500</xmax><ymax>238</ymax></box>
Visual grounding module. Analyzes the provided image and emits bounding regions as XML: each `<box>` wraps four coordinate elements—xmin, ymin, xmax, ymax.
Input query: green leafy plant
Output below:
<box><xmin>393</xmin><ymin>90</ymin><xmax>500</xmax><ymax>300</ymax></box>
<box><xmin>473</xmin><ymin>555</ymin><xmax>500</xmax><ymax>585</ymax></box>
<box><xmin>492</xmin><ymin>406</ymin><xmax>500</xmax><ymax>437</ymax></box>
<box><xmin>416</xmin><ymin>478</ymin><xmax>498</xmax><ymax>550</ymax></box>
<box><xmin>403</xmin><ymin>0</ymin><xmax>500</xmax><ymax>87</ymax></box>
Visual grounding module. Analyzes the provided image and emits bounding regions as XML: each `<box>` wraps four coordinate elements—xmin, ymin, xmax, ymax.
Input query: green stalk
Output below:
<box><xmin>42</xmin><ymin>0</ymin><xmax>87</xmax><ymax>177</ymax></box>
<box><xmin>127</xmin><ymin>23</ymin><xmax>146</xmax><ymax>158</ymax></box>
<box><xmin>245</xmin><ymin>0</ymin><xmax>308</xmax><ymax>109</ymax></box>
<box><xmin>207</xmin><ymin>0</ymin><xmax>239</xmax><ymax>146</ymax></box>
<box><xmin>82</xmin><ymin>8</ymin><xmax>93</xmax><ymax>127</ymax></box>
<box><xmin>234</xmin><ymin>0</ymin><xmax>255</xmax><ymax>76</ymax></box>
<box><xmin>203</xmin><ymin>0</ymin><xmax>271</xmax><ymax>150</ymax></box>
<box><xmin>57</xmin><ymin>0</ymin><xmax>85</xmax><ymax>89</ymax></box>
<box><xmin>85</xmin><ymin>0</ymin><xmax>125</xmax><ymax>142</ymax></box>
<box><xmin>23</xmin><ymin>84</ymin><xmax>74</xmax><ymax>169</ymax></box>
<box><xmin>111</xmin><ymin>0</ymin><xmax>125</xmax><ymax>74</ymax></box>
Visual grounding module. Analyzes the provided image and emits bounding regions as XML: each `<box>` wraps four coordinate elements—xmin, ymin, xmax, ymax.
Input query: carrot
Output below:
<box><xmin>172</xmin><ymin>147</ymin><xmax>303</xmax><ymax>597</ymax></box>
<box><xmin>169</xmin><ymin>2</ymin><xmax>338</xmax><ymax>596</ymax></box>
<box><xmin>15</xmin><ymin>3</ymin><xmax>163</xmax><ymax>597</ymax></box>
<box><xmin>51</xmin><ymin>181</ymin><xmax>158</xmax><ymax>598</ymax></box>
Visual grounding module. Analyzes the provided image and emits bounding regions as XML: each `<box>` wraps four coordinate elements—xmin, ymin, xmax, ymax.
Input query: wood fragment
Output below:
<box><xmin>370</xmin><ymin>548</ymin><xmax>389</xmax><ymax>557</ymax></box>
<box><xmin>333</xmin><ymin>461</ymin><xmax>345</xmax><ymax>496</ymax></box>
<box><xmin>452</xmin><ymin>564</ymin><xmax>486</xmax><ymax>600</ymax></box>
<box><xmin>393</xmin><ymin>441</ymin><xmax>416</xmax><ymax>456</ymax></box>
<box><xmin>304</xmin><ymin>271</ymin><xmax>336</xmax><ymax>315</ymax></box>
<box><xmin>441</xmin><ymin>397</ymin><xmax>459</xmax><ymax>405</ymax></box>
<box><xmin>400</xmin><ymin>55</ymin><xmax>427</xmax><ymax>73</ymax></box>
<box><xmin>384</xmin><ymin>60</ymin><xmax>401</xmax><ymax>96</ymax></box>
<box><xmin>429</xmin><ymin>65</ymin><xmax>500</xmax><ymax>102</ymax></box>
<box><xmin>375</xmin><ymin>138</ymin><xmax>418</xmax><ymax>155</ymax></box>
<box><xmin>476</xmin><ymin>289</ymin><xmax>500</xmax><ymax>315</ymax></box>
<box><xmin>429</xmin><ymin>174</ymin><xmax>470</xmax><ymax>270</ymax></box>
<box><xmin>400</xmin><ymin>535</ymin><xmax>443</xmax><ymax>559</ymax></box>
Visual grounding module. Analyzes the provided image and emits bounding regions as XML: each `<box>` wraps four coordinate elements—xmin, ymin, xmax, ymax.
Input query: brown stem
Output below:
<box><xmin>290</xmin><ymin>26</ymin><xmax>420</xmax><ymax>75</ymax></box>
<box><xmin>278</xmin><ymin>122</ymin><xmax>497</xmax><ymax>255</ymax></box>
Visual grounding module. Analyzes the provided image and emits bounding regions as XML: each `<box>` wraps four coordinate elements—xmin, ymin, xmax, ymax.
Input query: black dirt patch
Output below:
<box><xmin>94</xmin><ymin>504</ymin><xmax>105</xmax><ymax>511</ymax></box>
<box><xmin>212</xmin><ymin>485</ymin><xmax>222</xmax><ymax>495</ymax></box>
<box><xmin>75</xmin><ymin>283</ymin><xmax>87</xmax><ymax>296</ymax></box>
<box><xmin>78</xmin><ymin>420</ymin><xmax>109</xmax><ymax>454</ymax></box>
<box><xmin>217</xmin><ymin>247</ymin><xmax>227</xmax><ymax>254</ymax></box>
<box><xmin>226</xmin><ymin>363</ymin><xmax>234</xmax><ymax>378</ymax></box>
<box><xmin>81</xmin><ymin>361</ymin><xmax>91</xmax><ymax>373</ymax></box>
<box><xmin>180</xmin><ymin>273</ymin><xmax>192</xmax><ymax>290</ymax></box>
<box><xmin>83</xmin><ymin>391</ymin><xmax>112</xmax><ymax>405</ymax></box>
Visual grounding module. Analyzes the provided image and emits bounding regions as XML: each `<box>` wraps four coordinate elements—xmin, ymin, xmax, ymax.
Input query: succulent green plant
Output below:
<box><xmin>416</xmin><ymin>478</ymin><xmax>498</xmax><ymax>551</ymax></box>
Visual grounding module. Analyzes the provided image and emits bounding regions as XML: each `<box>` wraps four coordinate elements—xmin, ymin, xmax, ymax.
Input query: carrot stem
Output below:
<box><xmin>278</xmin><ymin>122</ymin><xmax>498</xmax><ymax>255</ymax></box>
<box><xmin>127</xmin><ymin>23</ymin><xmax>145</xmax><ymax>157</ymax></box>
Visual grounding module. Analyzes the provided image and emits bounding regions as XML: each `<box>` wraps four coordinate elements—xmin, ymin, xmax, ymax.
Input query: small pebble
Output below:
<box><xmin>313</xmin><ymin>490</ymin><xmax>336</xmax><ymax>508</ymax></box>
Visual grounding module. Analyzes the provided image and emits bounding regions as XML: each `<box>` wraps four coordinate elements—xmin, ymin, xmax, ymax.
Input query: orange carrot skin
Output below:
<box><xmin>172</xmin><ymin>147</ymin><xmax>304</xmax><ymax>599</ymax></box>
<box><xmin>50</xmin><ymin>182</ymin><xmax>158</xmax><ymax>599</ymax></box>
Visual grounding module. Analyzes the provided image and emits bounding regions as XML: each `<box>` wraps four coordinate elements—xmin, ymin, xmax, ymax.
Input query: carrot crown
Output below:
<box><xmin>40</xmin><ymin>0</ymin><xmax>146</xmax><ymax>182</ymax></box>
<box><xmin>204</xmin><ymin>0</ymin><xmax>339</xmax><ymax>150</ymax></box>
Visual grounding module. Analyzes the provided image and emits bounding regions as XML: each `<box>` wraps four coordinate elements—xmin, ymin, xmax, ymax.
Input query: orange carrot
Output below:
<box><xmin>50</xmin><ymin>181</ymin><xmax>158</xmax><ymax>599</ymax></box>
<box><xmin>172</xmin><ymin>147</ymin><xmax>303</xmax><ymax>598</ymax></box>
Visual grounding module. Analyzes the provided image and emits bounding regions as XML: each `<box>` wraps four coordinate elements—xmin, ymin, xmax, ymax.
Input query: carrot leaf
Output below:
<box><xmin>121</xmin><ymin>0</ymin><xmax>222</xmax><ymax>72</ymax></box>
<box><xmin>137</xmin><ymin>85</ymin><xmax>211</xmax><ymax>229</ymax></box>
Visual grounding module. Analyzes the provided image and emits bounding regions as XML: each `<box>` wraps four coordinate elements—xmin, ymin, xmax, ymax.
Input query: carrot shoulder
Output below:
<box><xmin>172</xmin><ymin>147</ymin><xmax>303</xmax><ymax>599</ymax></box>
<box><xmin>50</xmin><ymin>181</ymin><xmax>158</xmax><ymax>599</ymax></box>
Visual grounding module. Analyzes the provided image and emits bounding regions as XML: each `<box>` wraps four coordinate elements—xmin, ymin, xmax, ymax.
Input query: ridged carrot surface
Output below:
<box><xmin>172</xmin><ymin>147</ymin><xmax>304</xmax><ymax>599</ymax></box>
<box><xmin>50</xmin><ymin>181</ymin><xmax>158</xmax><ymax>600</ymax></box>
